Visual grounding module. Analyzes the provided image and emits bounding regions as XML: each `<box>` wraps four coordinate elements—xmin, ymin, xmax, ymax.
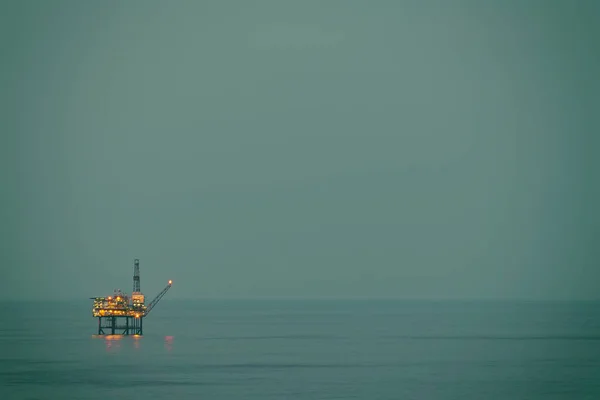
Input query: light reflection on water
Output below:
<box><xmin>90</xmin><ymin>334</ymin><xmax>176</xmax><ymax>352</ymax></box>
<box><xmin>133</xmin><ymin>334</ymin><xmax>141</xmax><ymax>349</ymax></box>
<box><xmin>91</xmin><ymin>334</ymin><xmax>129</xmax><ymax>352</ymax></box>
<box><xmin>165</xmin><ymin>335</ymin><xmax>173</xmax><ymax>352</ymax></box>
<box><xmin>104</xmin><ymin>335</ymin><xmax>122</xmax><ymax>352</ymax></box>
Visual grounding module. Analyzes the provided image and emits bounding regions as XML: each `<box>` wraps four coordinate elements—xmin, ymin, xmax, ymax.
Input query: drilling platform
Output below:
<box><xmin>90</xmin><ymin>259</ymin><xmax>172</xmax><ymax>335</ymax></box>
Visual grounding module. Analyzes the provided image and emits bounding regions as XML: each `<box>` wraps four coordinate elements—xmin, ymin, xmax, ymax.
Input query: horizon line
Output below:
<box><xmin>2</xmin><ymin>296</ymin><xmax>600</xmax><ymax>302</ymax></box>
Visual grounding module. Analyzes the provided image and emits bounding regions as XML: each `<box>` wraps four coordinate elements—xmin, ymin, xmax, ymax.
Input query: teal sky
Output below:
<box><xmin>1</xmin><ymin>1</ymin><xmax>598</xmax><ymax>300</ymax></box>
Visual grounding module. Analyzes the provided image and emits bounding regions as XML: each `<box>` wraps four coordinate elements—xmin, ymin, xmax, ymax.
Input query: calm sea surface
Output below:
<box><xmin>1</xmin><ymin>299</ymin><xmax>600</xmax><ymax>399</ymax></box>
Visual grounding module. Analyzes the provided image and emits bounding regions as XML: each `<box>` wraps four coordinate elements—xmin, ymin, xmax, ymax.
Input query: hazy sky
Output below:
<box><xmin>1</xmin><ymin>0</ymin><xmax>598</xmax><ymax>300</ymax></box>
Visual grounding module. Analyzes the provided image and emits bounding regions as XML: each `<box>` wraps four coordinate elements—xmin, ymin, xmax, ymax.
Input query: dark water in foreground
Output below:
<box><xmin>1</xmin><ymin>300</ymin><xmax>600</xmax><ymax>399</ymax></box>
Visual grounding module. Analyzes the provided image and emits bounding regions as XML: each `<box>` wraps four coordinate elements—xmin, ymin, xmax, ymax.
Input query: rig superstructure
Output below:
<box><xmin>90</xmin><ymin>259</ymin><xmax>172</xmax><ymax>335</ymax></box>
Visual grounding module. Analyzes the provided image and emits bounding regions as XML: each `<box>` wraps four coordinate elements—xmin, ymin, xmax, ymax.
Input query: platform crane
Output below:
<box><xmin>145</xmin><ymin>280</ymin><xmax>173</xmax><ymax>316</ymax></box>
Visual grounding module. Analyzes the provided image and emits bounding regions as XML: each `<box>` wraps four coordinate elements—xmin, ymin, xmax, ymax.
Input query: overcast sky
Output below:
<box><xmin>1</xmin><ymin>0</ymin><xmax>598</xmax><ymax>301</ymax></box>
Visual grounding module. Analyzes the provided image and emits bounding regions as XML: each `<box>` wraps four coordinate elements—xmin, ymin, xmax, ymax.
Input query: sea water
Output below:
<box><xmin>2</xmin><ymin>299</ymin><xmax>600</xmax><ymax>399</ymax></box>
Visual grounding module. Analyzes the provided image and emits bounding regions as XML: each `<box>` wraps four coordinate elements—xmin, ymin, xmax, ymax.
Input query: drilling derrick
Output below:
<box><xmin>131</xmin><ymin>259</ymin><xmax>145</xmax><ymax>306</ymax></box>
<box><xmin>133</xmin><ymin>258</ymin><xmax>140</xmax><ymax>292</ymax></box>
<box><xmin>90</xmin><ymin>259</ymin><xmax>172</xmax><ymax>336</ymax></box>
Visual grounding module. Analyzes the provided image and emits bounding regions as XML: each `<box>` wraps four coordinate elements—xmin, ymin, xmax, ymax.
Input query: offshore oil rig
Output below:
<box><xmin>90</xmin><ymin>259</ymin><xmax>172</xmax><ymax>335</ymax></box>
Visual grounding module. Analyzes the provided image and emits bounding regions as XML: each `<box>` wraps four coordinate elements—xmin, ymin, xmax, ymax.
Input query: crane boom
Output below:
<box><xmin>145</xmin><ymin>280</ymin><xmax>172</xmax><ymax>316</ymax></box>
